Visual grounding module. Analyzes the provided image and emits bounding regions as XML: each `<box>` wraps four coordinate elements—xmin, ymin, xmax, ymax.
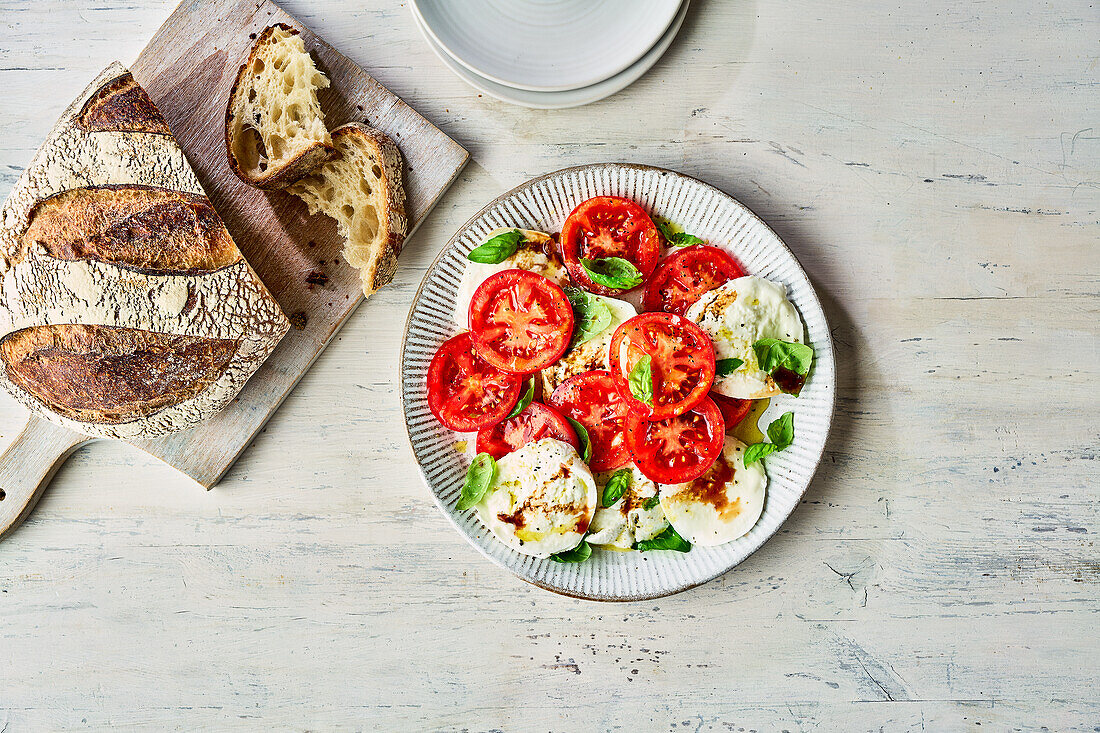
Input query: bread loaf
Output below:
<box><xmin>0</xmin><ymin>64</ymin><xmax>290</xmax><ymax>439</ymax></box>
<box><xmin>288</xmin><ymin>123</ymin><xmax>407</xmax><ymax>296</ymax></box>
<box><xmin>225</xmin><ymin>23</ymin><xmax>334</xmax><ymax>190</ymax></box>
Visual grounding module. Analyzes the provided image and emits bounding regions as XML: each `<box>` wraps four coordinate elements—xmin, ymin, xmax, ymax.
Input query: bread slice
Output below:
<box><xmin>288</xmin><ymin>123</ymin><xmax>408</xmax><ymax>296</ymax></box>
<box><xmin>225</xmin><ymin>23</ymin><xmax>334</xmax><ymax>190</ymax></box>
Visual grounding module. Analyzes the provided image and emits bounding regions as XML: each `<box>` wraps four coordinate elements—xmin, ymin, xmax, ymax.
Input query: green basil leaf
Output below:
<box><xmin>642</xmin><ymin>496</ymin><xmax>661</xmax><ymax>510</ymax></box>
<box><xmin>466</xmin><ymin>229</ymin><xmax>524</xmax><ymax>264</ymax></box>
<box><xmin>767</xmin><ymin>411</ymin><xmax>795</xmax><ymax>450</ymax></box>
<box><xmin>752</xmin><ymin>338</ymin><xmax>815</xmax><ymax>376</ymax></box>
<box><xmin>506</xmin><ymin>378</ymin><xmax>535</xmax><ymax>419</ymax></box>
<box><xmin>564</xmin><ymin>286</ymin><xmax>613</xmax><ymax>344</ymax></box>
<box><xmin>656</xmin><ymin>219</ymin><xmax>677</xmax><ymax>241</ymax></box>
<box><xmin>600</xmin><ymin>469</ymin><xmax>632</xmax><ymax>508</ymax></box>
<box><xmin>455</xmin><ymin>452</ymin><xmax>497</xmax><ymax>510</ymax></box>
<box><xmin>743</xmin><ymin>412</ymin><xmax>795</xmax><ymax>467</ymax></box>
<box><xmin>670</xmin><ymin>232</ymin><xmax>705</xmax><ymax>246</ymax></box>
<box><xmin>742</xmin><ymin>441</ymin><xmax>779</xmax><ymax>467</ymax></box>
<box><xmin>627</xmin><ymin>355</ymin><xmax>654</xmax><ymax>405</ymax></box>
<box><xmin>550</xmin><ymin>539</ymin><xmax>592</xmax><ymax>563</ymax></box>
<box><xmin>715</xmin><ymin>358</ymin><xmax>744</xmax><ymax>376</ymax></box>
<box><xmin>565</xmin><ymin>417</ymin><xmax>592</xmax><ymax>463</ymax></box>
<box><xmin>635</xmin><ymin>525</ymin><xmax>691</xmax><ymax>553</ymax></box>
<box><xmin>656</xmin><ymin>218</ymin><xmax>705</xmax><ymax>247</ymax></box>
<box><xmin>579</xmin><ymin>257</ymin><xmax>643</xmax><ymax>291</ymax></box>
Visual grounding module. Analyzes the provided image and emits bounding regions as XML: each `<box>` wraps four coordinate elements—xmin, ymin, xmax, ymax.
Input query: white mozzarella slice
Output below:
<box><xmin>475</xmin><ymin>438</ymin><xmax>597</xmax><ymax>558</ymax></box>
<box><xmin>684</xmin><ymin>275</ymin><xmax>806</xmax><ymax>399</ymax></box>
<box><xmin>587</xmin><ymin>464</ymin><xmax>669</xmax><ymax>550</ymax></box>
<box><xmin>659</xmin><ymin>436</ymin><xmax>766</xmax><ymax>546</ymax></box>
<box><xmin>539</xmin><ymin>295</ymin><xmax>636</xmax><ymax>396</ymax></box>
<box><xmin>454</xmin><ymin>229</ymin><xmax>569</xmax><ymax>327</ymax></box>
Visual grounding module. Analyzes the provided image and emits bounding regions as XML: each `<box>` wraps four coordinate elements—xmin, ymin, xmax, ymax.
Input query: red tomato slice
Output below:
<box><xmin>468</xmin><ymin>269</ymin><xmax>574</xmax><ymax>374</ymax></box>
<box><xmin>559</xmin><ymin>196</ymin><xmax>660</xmax><ymax>296</ymax></box>
<box><xmin>711</xmin><ymin>393</ymin><xmax>753</xmax><ymax>431</ymax></box>
<box><xmin>475</xmin><ymin>402</ymin><xmax>579</xmax><ymax>460</ymax></box>
<box><xmin>609</xmin><ymin>312</ymin><xmax>716</xmax><ymax>420</ymax></box>
<box><xmin>548</xmin><ymin>370</ymin><xmax>631</xmax><ymax>471</ymax></box>
<box><xmin>427</xmin><ymin>332</ymin><xmax>523</xmax><ymax>431</ymax></box>
<box><xmin>642</xmin><ymin>245</ymin><xmax>745</xmax><ymax>316</ymax></box>
<box><xmin>625</xmin><ymin>396</ymin><xmax>725</xmax><ymax>484</ymax></box>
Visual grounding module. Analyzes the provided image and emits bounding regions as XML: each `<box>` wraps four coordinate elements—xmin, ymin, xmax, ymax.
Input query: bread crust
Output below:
<box><xmin>77</xmin><ymin>72</ymin><xmax>171</xmax><ymax>135</ymax></box>
<box><xmin>224</xmin><ymin>23</ymin><xmax>335</xmax><ymax>190</ymax></box>
<box><xmin>1</xmin><ymin>324</ymin><xmax>239</xmax><ymax>424</ymax></box>
<box><xmin>23</xmin><ymin>184</ymin><xmax>241</xmax><ymax>274</ymax></box>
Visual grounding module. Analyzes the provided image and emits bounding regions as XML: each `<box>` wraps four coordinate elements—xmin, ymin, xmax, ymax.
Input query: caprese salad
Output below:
<box><xmin>426</xmin><ymin>195</ymin><xmax>814</xmax><ymax>562</ymax></box>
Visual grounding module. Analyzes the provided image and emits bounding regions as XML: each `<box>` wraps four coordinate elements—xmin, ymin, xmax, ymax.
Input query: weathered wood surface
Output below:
<box><xmin>0</xmin><ymin>0</ymin><xmax>1096</xmax><ymax>730</ymax></box>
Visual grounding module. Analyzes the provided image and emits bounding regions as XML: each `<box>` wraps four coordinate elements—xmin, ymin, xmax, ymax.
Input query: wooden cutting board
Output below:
<box><xmin>0</xmin><ymin>0</ymin><xmax>467</xmax><ymax>537</ymax></box>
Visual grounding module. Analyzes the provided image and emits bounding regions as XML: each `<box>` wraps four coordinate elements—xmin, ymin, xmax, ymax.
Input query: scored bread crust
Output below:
<box><xmin>0</xmin><ymin>63</ymin><xmax>290</xmax><ymax>439</ymax></box>
<box><xmin>288</xmin><ymin>122</ymin><xmax>408</xmax><ymax>296</ymax></box>
<box><xmin>225</xmin><ymin>23</ymin><xmax>335</xmax><ymax>190</ymax></box>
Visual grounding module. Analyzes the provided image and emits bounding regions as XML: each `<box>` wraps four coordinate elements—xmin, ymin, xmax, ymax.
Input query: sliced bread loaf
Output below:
<box><xmin>225</xmin><ymin>23</ymin><xmax>334</xmax><ymax>190</ymax></box>
<box><xmin>288</xmin><ymin>123</ymin><xmax>408</xmax><ymax>297</ymax></box>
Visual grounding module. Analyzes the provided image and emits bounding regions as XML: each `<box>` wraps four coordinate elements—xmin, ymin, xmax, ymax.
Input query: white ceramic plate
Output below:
<box><xmin>413</xmin><ymin>1</ymin><xmax>689</xmax><ymax>110</ymax></box>
<box><xmin>401</xmin><ymin>164</ymin><xmax>836</xmax><ymax>601</ymax></box>
<box><xmin>410</xmin><ymin>0</ymin><xmax>682</xmax><ymax>92</ymax></box>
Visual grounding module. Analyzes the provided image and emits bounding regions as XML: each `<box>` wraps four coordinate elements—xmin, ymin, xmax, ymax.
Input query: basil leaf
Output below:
<box><xmin>550</xmin><ymin>539</ymin><xmax>592</xmax><ymax>563</ymax></box>
<box><xmin>455</xmin><ymin>452</ymin><xmax>497</xmax><ymax>510</ymax></box>
<box><xmin>642</xmin><ymin>496</ymin><xmax>661</xmax><ymax>510</ymax></box>
<box><xmin>565</xmin><ymin>417</ymin><xmax>592</xmax><ymax>463</ymax></box>
<box><xmin>600</xmin><ymin>469</ymin><xmax>632</xmax><ymax>507</ymax></box>
<box><xmin>466</xmin><ymin>229</ymin><xmax>524</xmax><ymax>264</ymax></box>
<box><xmin>564</xmin><ymin>286</ymin><xmax>613</xmax><ymax>344</ymax></box>
<box><xmin>743</xmin><ymin>412</ymin><xmax>795</xmax><ymax>467</ymax></box>
<box><xmin>742</xmin><ymin>441</ymin><xmax>779</xmax><ymax>467</ymax></box>
<box><xmin>767</xmin><ymin>411</ymin><xmax>795</xmax><ymax>450</ymax></box>
<box><xmin>715</xmin><ymin>358</ymin><xmax>744</xmax><ymax>376</ymax></box>
<box><xmin>627</xmin><ymin>355</ymin><xmax>654</xmax><ymax>405</ymax></box>
<box><xmin>753</xmin><ymin>338</ymin><xmax>814</xmax><ymax>376</ymax></box>
<box><xmin>579</xmin><ymin>257</ymin><xmax>643</xmax><ymax>290</ymax></box>
<box><xmin>635</xmin><ymin>525</ymin><xmax>691</xmax><ymax>553</ymax></box>
<box><xmin>506</xmin><ymin>378</ymin><xmax>534</xmax><ymax>419</ymax></box>
<box><xmin>657</xmin><ymin>219</ymin><xmax>705</xmax><ymax>247</ymax></box>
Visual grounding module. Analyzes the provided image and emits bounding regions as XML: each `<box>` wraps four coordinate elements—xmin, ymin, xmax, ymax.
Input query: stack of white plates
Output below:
<box><xmin>410</xmin><ymin>0</ymin><xmax>689</xmax><ymax>109</ymax></box>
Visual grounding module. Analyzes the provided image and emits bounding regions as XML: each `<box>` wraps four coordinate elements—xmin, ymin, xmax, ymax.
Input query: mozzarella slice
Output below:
<box><xmin>659</xmin><ymin>436</ymin><xmax>766</xmax><ymax>546</ymax></box>
<box><xmin>587</xmin><ymin>464</ymin><xmax>669</xmax><ymax>549</ymax></box>
<box><xmin>454</xmin><ymin>228</ymin><xmax>569</xmax><ymax>327</ymax></box>
<box><xmin>684</xmin><ymin>275</ymin><xmax>806</xmax><ymax>399</ymax></box>
<box><xmin>475</xmin><ymin>438</ymin><xmax>597</xmax><ymax>558</ymax></box>
<box><xmin>539</xmin><ymin>295</ymin><xmax>636</xmax><ymax>395</ymax></box>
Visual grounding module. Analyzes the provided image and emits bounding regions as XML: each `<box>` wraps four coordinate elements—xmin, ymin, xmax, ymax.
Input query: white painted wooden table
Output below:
<box><xmin>1</xmin><ymin>1</ymin><xmax>1096</xmax><ymax>730</ymax></box>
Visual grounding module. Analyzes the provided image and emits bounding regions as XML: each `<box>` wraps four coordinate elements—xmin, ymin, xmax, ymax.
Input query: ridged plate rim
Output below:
<box><xmin>400</xmin><ymin>163</ymin><xmax>836</xmax><ymax>601</ymax></box>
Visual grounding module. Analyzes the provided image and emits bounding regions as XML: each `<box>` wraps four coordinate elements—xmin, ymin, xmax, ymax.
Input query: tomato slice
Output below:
<box><xmin>711</xmin><ymin>393</ymin><xmax>753</xmax><ymax>431</ymax></box>
<box><xmin>475</xmin><ymin>402</ymin><xmax>579</xmax><ymax>460</ymax></box>
<box><xmin>427</xmin><ymin>332</ymin><xmax>523</xmax><ymax>431</ymax></box>
<box><xmin>625</xmin><ymin>396</ymin><xmax>725</xmax><ymax>484</ymax></box>
<box><xmin>642</xmin><ymin>245</ymin><xmax>745</xmax><ymax>316</ymax></box>
<box><xmin>559</xmin><ymin>196</ymin><xmax>660</xmax><ymax>296</ymax></box>
<box><xmin>609</xmin><ymin>312</ymin><xmax>716</xmax><ymax>420</ymax></box>
<box><xmin>469</xmin><ymin>269</ymin><xmax>574</xmax><ymax>374</ymax></box>
<box><xmin>548</xmin><ymin>370</ymin><xmax>631</xmax><ymax>471</ymax></box>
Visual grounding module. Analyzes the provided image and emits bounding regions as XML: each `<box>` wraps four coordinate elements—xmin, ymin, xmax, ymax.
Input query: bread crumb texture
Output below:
<box><xmin>288</xmin><ymin>123</ymin><xmax>407</xmax><ymax>297</ymax></box>
<box><xmin>226</xmin><ymin>24</ymin><xmax>333</xmax><ymax>188</ymax></box>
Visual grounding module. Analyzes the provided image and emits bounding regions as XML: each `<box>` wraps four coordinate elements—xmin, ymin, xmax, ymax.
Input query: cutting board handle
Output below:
<box><xmin>0</xmin><ymin>414</ymin><xmax>92</xmax><ymax>540</ymax></box>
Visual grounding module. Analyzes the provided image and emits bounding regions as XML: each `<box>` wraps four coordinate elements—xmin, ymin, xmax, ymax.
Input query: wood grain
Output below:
<box><xmin>0</xmin><ymin>0</ymin><xmax>1096</xmax><ymax>730</ymax></box>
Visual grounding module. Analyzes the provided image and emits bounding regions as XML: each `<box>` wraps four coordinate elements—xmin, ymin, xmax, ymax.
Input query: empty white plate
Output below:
<box><xmin>411</xmin><ymin>0</ymin><xmax>683</xmax><ymax>92</ymax></box>
<box><xmin>414</xmin><ymin>0</ymin><xmax>689</xmax><ymax>109</ymax></box>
